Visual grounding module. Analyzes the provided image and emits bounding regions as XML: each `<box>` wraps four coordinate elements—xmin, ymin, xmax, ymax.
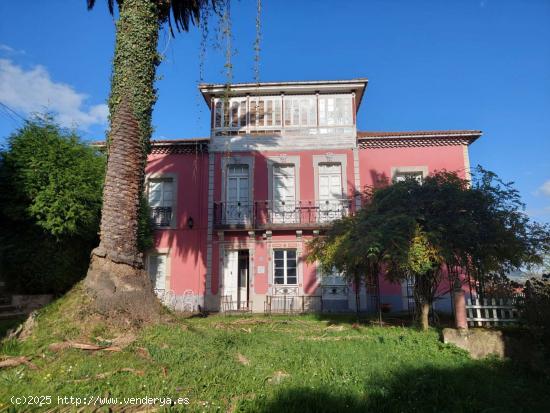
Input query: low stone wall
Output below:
<box><xmin>442</xmin><ymin>328</ymin><xmax>507</xmax><ymax>359</ymax></box>
<box><xmin>11</xmin><ymin>295</ymin><xmax>53</xmax><ymax>313</ymax></box>
<box><xmin>442</xmin><ymin>327</ymin><xmax>547</xmax><ymax>372</ymax></box>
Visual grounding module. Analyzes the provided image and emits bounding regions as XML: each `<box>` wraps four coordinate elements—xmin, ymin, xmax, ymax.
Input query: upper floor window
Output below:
<box><xmin>212</xmin><ymin>93</ymin><xmax>354</xmax><ymax>132</ymax></box>
<box><xmin>319</xmin><ymin>95</ymin><xmax>353</xmax><ymax>126</ymax></box>
<box><xmin>214</xmin><ymin>98</ymin><xmax>247</xmax><ymax>129</ymax></box>
<box><xmin>148</xmin><ymin>178</ymin><xmax>174</xmax><ymax>227</ymax></box>
<box><xmin>225</xmin><ymin>164</ymin><xmax>250</xmax><ymax>223</ymax></box>
<box><xmin>284</xmin><ymin>96</ymin><xmax>317</xmax><ymax>127</ymax></box>
<box><xmin>394</xmin><ymin>171</ymin><xmax>424</xmax><ymax>184</ymax></box>
<box><xmin>250</xmin><ymin>97</ymin><xmax>282</xmax><ymax>128</ymax></box>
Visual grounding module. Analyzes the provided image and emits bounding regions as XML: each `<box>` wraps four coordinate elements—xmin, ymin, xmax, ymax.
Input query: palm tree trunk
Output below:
<box><xmin>85</xmin><ymin>0</ymin><xmax>161</xmax><ymax>320</ymax></box>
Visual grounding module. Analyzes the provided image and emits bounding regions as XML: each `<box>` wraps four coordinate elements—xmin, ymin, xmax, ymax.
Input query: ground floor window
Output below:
<box><xmin>273</xmin><ymin>249</ymin><xmax>297</xmax><ymax>285</ymax></box>
<box><xmin>148</xmin><ymin>254</ymin><xmax>167</xmax><ymax>292</ymax></box>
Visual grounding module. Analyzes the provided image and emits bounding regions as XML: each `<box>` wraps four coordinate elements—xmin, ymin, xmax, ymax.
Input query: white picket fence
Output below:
<box><xmin>466</xmin><ymin>297</ymin><xmax>521</xmax><ymax>327</ymax></box>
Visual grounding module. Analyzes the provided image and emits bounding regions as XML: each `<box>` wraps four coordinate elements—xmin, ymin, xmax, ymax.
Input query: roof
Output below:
<box><xmin>358</xmin><ymin>130</ymin><xmax>482</xmax><ymax>138</ymax></box>
<box><xmin>91</xmin><ymin>138</ymin><xmax>210</xmax><ymax>154</ymax></box>
<box><xmin>199</xmin><ymin>78</ymin><xmax>369</xmax><ymax>112</ymax></box>
<box><xmin>357</xmin><ymin>130</ymin><xmax>482</xmax><ymax>148</ymax></box>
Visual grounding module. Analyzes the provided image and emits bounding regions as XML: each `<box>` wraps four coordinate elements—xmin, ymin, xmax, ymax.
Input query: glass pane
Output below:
<box><xmin>266</xmin><ymin>100</ymin><xmax>273</xmax><ymax>125</ymax></box>
<box><xmin>286</xmin><ymin>276</ymin><xmax>297</xmax><ymax>285</ymax></box>
<box><xmin>250</xmin><ymin>101</ymin><xmax>257</xmax><ymax>126</ymax></box>
<box><xmin>258</xmin><ymin>100</ymin><xmax>265</xmax><ymax>125</ymax></box>
<box><xmin>162</xmin><ymin>190</ymin><xmax>173</xmax><ymax>203</ymax></box>
<box><xmin>274</xmin><ymin>100</ymin><xmax>281</xmax><ymax>125</ymax></box>
<box><xmin>286</xmin><ymin>250</ymin><xmax>296</xmax><ymax>260</ymax></box>
<box><xmin>148</xmin><ymin>189</ymin><xmax>161</xmax><ymax>206</ymax></box>
<box><xmin>274</xmin><ymin>259</ymin><xmax>285</xmax><ymax>269</ymax></box>
<box><xmin>215</xmin><ymin>101</ymin><xmax>223</xmax><ymax>127</ymax></box>
<box><xmin>274</xmin><ymin>250</ymin><xmax>284</xmax><ymax>260</ymax></box>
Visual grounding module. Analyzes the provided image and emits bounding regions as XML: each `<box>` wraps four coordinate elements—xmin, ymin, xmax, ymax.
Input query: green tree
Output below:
<box><xmin>85</xmin><ymin>0</ymin><xmax>220</xmax><ymax>318</ymax></box>
<box><xmin>308</xmin><ymin>169</ymin><xmax>550</xmax><ymax>330</ymax></box>
<box><xmin>0</xmin><ymin>118</ymin><xmax>105</xmax><ymax>294</ymax></box>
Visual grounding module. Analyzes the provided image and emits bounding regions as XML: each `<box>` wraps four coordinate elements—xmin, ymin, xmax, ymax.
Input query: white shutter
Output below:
<box><xmin>223</xmin><ymin>250</ymin><xmax>239</xmax><ymax>303</ymax></box>
<box><xmin>149</xmin><ymin>255</ymin><xmax>167</xmax><ymax>291</ymax></box>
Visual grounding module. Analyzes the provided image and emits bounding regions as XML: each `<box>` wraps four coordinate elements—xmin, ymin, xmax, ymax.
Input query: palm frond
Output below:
<box><xmin>87</xmin><ymin>0</ymin><xmax>117</xmax><ymax>15</ymax></box>
<box><xmin>167</xmin><ymin>0</ymin><xmax>220</xmax><ymax>35</ymax></box>
<box><xmin>87</xmin><ymin>0</ymin><xmax>219</xmax><ymax>36</ymax></box>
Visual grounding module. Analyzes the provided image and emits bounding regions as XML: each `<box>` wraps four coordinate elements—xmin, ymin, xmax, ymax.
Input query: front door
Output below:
<box><xmin>238</xmin><ymin>250</ymin><xmax>250</xmax><ymax>308</ymax></box>
<box><xmin>223</xmin><ymin>250</ymin><xmax>239</xmax><ymax>309</ymax></box>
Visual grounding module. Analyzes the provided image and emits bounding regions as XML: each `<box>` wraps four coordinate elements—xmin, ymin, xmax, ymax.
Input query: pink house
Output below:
<box><xmin>144</xmin><ymin>79</ymin><xmax>481</xmax><ymax>313</ymax></box>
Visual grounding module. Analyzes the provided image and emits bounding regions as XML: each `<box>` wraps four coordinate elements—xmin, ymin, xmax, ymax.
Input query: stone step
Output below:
<box><xmin>0</xmin><ymin>312</ymin><xmax>26</xmax><ymax>321</ymax></box>
<box><xmin>0</xmin><ymin>297</ymin><xmax>10</xmax><ymax>305</ymax></box>
<box><xmin>0</xmin><ymin>304</ymin><xmax>18</xmax><ymax>313</ymax></box>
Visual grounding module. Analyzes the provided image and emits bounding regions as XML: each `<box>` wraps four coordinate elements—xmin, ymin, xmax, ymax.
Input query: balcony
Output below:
<box><xmin>213</xmin><ymin>199</ymin><xmax>352</xmax><ymax>230</ymax></box>
<box><xmin>151</xmin><ymin>206</ymin><xmax>172</xmax><ymax>227</ymax></box>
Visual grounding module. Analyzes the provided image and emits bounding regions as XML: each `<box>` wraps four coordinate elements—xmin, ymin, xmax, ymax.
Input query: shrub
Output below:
<box><xmin>523</xmin><ymin>278</ymin><xmax>550</xmax><ymax>353</ymax></box>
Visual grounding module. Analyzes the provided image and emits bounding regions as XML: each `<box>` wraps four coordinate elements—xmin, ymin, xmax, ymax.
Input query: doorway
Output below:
<box><xmin>223</xmin><ymin>249</ymin><xmax>250</xmax><ymax>311</ymax></box>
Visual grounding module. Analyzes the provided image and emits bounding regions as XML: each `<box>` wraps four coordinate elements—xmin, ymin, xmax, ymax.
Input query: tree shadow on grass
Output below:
<box><xmin>249</xmin><ymin>360</ymin><xmax>550</xmax><ymax>413</ymax></box>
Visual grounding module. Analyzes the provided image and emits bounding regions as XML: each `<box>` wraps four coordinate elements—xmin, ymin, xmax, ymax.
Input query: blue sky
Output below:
<box><xmin>0</xmin><ymin>0</ymin><xmax>549</xmax><ymax>222</ymax></box>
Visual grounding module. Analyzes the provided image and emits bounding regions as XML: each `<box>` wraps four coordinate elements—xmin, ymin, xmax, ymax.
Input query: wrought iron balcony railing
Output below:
<box><xmin>151</xmin><ymin>206</ymin><xmax>172</xmax><ymax>227</ymax></box>
<box><xmin>213</xmin><ymin>199</ymin><xmax>352</xmax><ymax>229</ymax></box>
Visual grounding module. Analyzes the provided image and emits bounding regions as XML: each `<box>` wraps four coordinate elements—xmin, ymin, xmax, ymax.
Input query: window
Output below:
<box><xmin>320</xmin><ymin>266</ymin><xmax>347</xmax><ymax>286</ymax></box>
<box><xmin>250</xmin><ymin>97</ymin><xmax>282</xmax><ymax>128</ymax></box>
<box><xmin>213</xmin><ymin>98</ymin><xmax>247</xmax><ymax>129</ymax></box>
<box><xmin>226</xmin><ymin>164</ymin><xmax>250</xmax><ymax>223</ymax></box>
<box><xmin>273</xmin><ymin>249</ymin><xmax>297</xmax><ymax>285</ymax></box>
<box><xmin>318</xmin><ymin>95</ymin><xmax>352</xmax><ymax>126</ymax></box>
<box><xmin>148</xmin><ymin>254</ymin><xmax>167</xmax><ymax>292</ymax></box>
<box><xmin>394</xmin><ymin>171</ymin><xmax>424</xmax><ymax>184</ymax></box>
<box><xmin>272</xmin><ymin>164</ymin><xmax>296</xmax><ymax>223</ymax></box>
<box><xmin>284</xmin><ymin>96</ymin><xmax>316</xmax><ymax>127</ymax></box>
<box><xmin>148</xmin><ymin>178</ymin><xmax>174</xmax><ymax>227</ymax></box>
<box><xmin>318</xmin><ymin>163</ymin><xmax>343</xmax><ymax>222</ymax></box>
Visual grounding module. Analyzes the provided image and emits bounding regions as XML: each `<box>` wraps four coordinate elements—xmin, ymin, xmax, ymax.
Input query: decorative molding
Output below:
<box><xmin>358</xmin><ymin>137</ymin><xmax>473</xmax><ymax>149</ymax></box>
<box><xmin>150</xmin><ymin>141</ymin><xmax>209</xmax><ymax>155</ymax></box>
<box><xmin>205</xmin><ymin>153</ymin><xmax>215</xmax><ymax>293</ymax></box>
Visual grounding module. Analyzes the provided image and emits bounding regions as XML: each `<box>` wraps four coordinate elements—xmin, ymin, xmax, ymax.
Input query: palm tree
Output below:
<box><xmin>85</xmin><ymin>0</ymin><xmax>219</xmax><ymax>319</ymax></box>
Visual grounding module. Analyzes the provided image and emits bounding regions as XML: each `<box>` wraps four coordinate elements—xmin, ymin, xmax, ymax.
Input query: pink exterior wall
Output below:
<box><xmin>359</xmin><ymin>145</ymin><xmax>468</xmax><ymax>189</ymax></box>
<box><xmin>145</xmin><ymin>139</ymin><xmax>474</xmax><ymax>313</ymax></box>
<box><xmin>146</xmin><ymin>153</ymin><xmax>209</xmax><ymax>297</ymax></box>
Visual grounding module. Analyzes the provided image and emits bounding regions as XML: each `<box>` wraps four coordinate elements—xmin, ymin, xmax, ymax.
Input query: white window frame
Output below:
<box><xmin>250</xmin><ymin>96</ymin><xmax>282</xmax><ymax>130</ymax></box>
<box><xmin>391</xmin><ymin>166</ymin><xmax>428</xmax><ymax>184</ymax></box>
<box><xmin>213</xmin><ymin>97</ymin><xmax>248</xmax><ymax>130</ymax></box>
<box><xmin>273</xmin><ymin>249</ymin><xmax>298</xmax><ymax>285</ymax></box>
<box><xmin>147</xmin><ymin>251</ymin><xmax>169</xmax><ymax>294</ymax></box>
<box><xmin>283</xmin><ymin>95</ymin><xmax>317</xmax><ymax>128</ymax></box>
<box><xmin>146</xmin><ymin>174</ymin><xmax>177</xmax><ymax>228</ymax></box>
<box><xmin>318</xmin><ymin>94</ymin><xmax>353</xmax><ymax>127</ymax></box>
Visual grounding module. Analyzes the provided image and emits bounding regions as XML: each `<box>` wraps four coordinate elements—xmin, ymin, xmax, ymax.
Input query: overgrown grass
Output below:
<box><xmin>1</xmin><ymin>291</ymin><xmax>549</xmax><ymax>412</ymax></box>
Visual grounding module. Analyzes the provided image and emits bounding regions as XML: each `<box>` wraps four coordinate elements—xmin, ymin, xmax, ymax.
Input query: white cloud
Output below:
<box><xmin>0</xmin><ymin>58</ymin><xmax>107</xmax><ymax>129</ymax></box>
<box><xmin>538</xmin><ymin>180</ymin><xmax>550</xmax><ymax>197</ymax></box>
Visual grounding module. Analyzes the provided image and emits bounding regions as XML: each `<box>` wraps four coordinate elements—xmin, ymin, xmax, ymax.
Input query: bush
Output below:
<box><xmin>523</xmin><ymin>278</ymin><xmax>550</xmax><ymax>353</ymax></box>
<box><xmin>0</xmin><ymin>117</ymin><xmax>105</xmax><ymax>294</ymax></box>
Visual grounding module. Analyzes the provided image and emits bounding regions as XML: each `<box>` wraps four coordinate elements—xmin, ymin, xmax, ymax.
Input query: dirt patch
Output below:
<box><xmin>0</xmin><ymin>356</ymin><xmax>39</xmax><ymax>370</ymax></box>
<box><xmin>236</xmin><ymin>353</ymin><xmax>250</xmax><ymax>366</ymax></box>
<box><xmin>267</xmin><ymin>370</ymin><xmax>290</xmax><ymax>385</ymax></box>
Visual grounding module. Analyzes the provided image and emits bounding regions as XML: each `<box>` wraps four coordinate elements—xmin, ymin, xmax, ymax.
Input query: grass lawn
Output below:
<box><xmin>1</xmin><ymin>289</ymin><xmax>549</xmax><ymax>412</ymax></box>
